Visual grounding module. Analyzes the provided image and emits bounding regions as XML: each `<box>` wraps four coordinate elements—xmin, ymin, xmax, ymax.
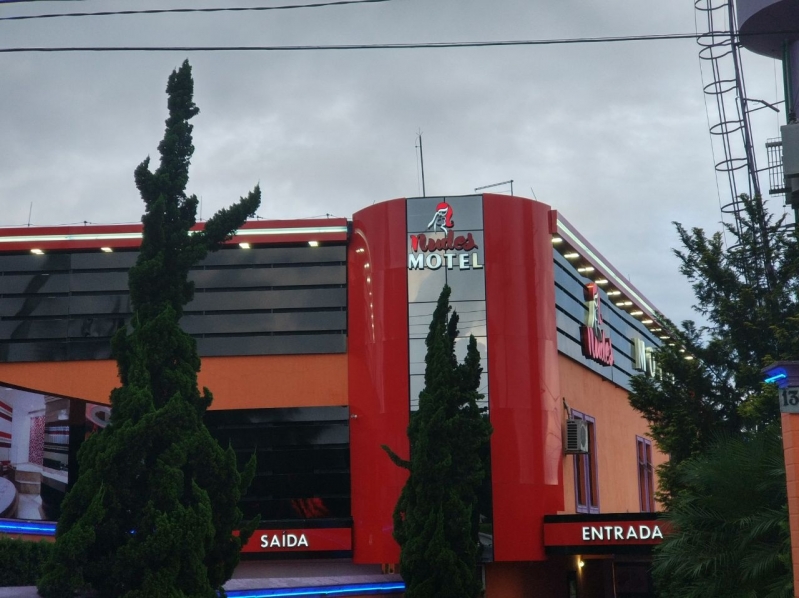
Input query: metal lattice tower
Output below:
<box><xmin>695</xmin><ymin>0</ymin><xmax>763</xmax><ymax>243</ymax></box>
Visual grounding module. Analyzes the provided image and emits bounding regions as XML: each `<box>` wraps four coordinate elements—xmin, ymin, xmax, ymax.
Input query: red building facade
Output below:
<box><xmin>0</xmin><ymin>194</ymin><xmax>668</xmax><ymax>597</ymax></box>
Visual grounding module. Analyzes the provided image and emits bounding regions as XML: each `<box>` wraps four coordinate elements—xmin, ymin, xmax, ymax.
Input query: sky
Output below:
<box><xmin>0</xmin><ymin>0</ymin><xmax>790</xmax><ymax>327</ymax></box>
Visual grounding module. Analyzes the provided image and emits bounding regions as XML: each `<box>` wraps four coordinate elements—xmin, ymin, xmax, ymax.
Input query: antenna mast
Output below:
<box><xmin>417</xmin><ymin>132</ymin><xmax>426</xmax><ymax>197</ymax></box>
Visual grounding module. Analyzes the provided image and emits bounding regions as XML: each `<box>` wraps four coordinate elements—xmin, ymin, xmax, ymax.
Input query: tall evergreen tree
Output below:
<box><xmin>38</xmin><ymin>60</ymin><xmax>261</xmax><ymax>598</ymax></box>
<box><xmin>384</xmin><ymin>285</ymin><xmax>492</xmax><ymax>598</ymax></box>
<box><xmin>628</xmin><ymin>194</ymin><xmax>799</xmax><ymax>594</ymax></box>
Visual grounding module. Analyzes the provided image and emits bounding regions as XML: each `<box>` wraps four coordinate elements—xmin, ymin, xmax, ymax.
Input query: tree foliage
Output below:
<box><xmin>628</xmin><ymin>194</ymin><xmax>797</xmax><ymax>594</ymax></box>
<box><xmin>383</xmin><ymin>285</ymin><xmax>492</xmax><ymax>598</ymax></box>
<box><xmin>654</xmin><ymin>426</ymin><xmax>791</xmax><ymax>598</ymax></box>
<box><xmin>39</xmin><ymin>60</ymin><xmax>261</xmax><ymax>598</ymax></box>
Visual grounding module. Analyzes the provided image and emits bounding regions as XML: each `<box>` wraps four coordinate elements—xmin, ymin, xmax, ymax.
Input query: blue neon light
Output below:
<box><xmin>764</xmin><ymin>372</ymin><xmax>788</xmax><ymax>384</ymax></box>
<box><xmin>0</xmin><ymin>519</ymin><xmax>56</xmax><ymax>535</ymax></box>
<box><xmin>225</xmin><ymin>582</ymin><xmax>405</xmax><ymax>598</ymax></box>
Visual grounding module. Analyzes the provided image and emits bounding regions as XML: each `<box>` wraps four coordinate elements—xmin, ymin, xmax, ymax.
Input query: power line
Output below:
<box><xmin>2</xmin><ymin>29</ymin><xmax>797</xmax><ymax>54</ymax></box>
<box><xmin>0</xmin><ymin>0</ymin><xmax>394</xmax><ymax>21</ymax></box>
<box><xmin>0</xmin><ymin>1</ymin><xmax>92</xmax><ymax>3</ymax></box>
<box><xmin>0</xmin><ymin>33</ymin><xmax>732</xmax><ymax>54</ymax></box>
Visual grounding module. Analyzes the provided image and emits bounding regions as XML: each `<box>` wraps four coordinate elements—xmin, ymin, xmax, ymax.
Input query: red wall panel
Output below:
<box><xmin>348</xmin><ymin>199</ymin><xmax>409</xmax><ymax>564</ymax></box>
<box><xmin>483</xmin><ymin>194</ymin><xmax>563</xmax><ymax>561</ymax></box>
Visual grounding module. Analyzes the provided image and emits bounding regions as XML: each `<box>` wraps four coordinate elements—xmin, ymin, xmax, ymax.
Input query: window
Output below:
<box><xmin>572</xmin><ymin>410</ymin><xmax>599</xmax><ymax>514</ymax></box>
<box><xmin>637</xmin><ymin>436</ymin><xmax>655</xmax><ymax>512</ymax></box>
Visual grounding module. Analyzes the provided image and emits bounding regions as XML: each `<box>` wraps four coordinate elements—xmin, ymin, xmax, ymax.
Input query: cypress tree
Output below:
<box><xmin>38</xmin><ymin>60</ymin><xmax>261</xmax><ymax>598</ymax></box>
<box><xmin>384</xmin><ymin>285</ymin><xmax>492</xmax><ymax>598</ymax></box>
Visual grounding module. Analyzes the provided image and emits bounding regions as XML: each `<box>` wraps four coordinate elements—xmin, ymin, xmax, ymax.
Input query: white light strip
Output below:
<box><xmin>0</xmin><ymin>225</ymin><xmax>348</xmax><ymax>245</ymax></box>
<box><xmin>557</xmin><ymin>219</ymin><xmax>658</xmax><ymax>317</ymax></box>
<box><xmin>235</xmin><ymin>226</ymin><xmax>348</xmax><ymax>238</ymax></box>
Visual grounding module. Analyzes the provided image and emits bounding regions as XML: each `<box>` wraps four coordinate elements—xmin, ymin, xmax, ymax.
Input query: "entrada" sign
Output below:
<box><xmin>543</xmin><ymin>517</ymin><xmax>669</xmax><ymax>549</ymax></box>
<box><xmin>408</xmin><ymin>201</ymin><xmax>483</xmax><ymax>271</ymax></box>
<box><xmin>581</xmin><ymin>524</ymin><xmax>664</xmax><ymax>542</ymax></box>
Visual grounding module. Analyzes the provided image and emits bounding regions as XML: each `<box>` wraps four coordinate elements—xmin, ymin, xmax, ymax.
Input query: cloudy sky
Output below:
<box><xmin>0</xmin><ymin>0</ymin><xmax>789</xmax><ymax>326</ymax></box>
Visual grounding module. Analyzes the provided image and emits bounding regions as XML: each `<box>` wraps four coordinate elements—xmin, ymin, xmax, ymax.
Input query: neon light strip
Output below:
<box><xmin>764</xmin><ymin>372</ymin><xmax>787</xmax><ymax>384</ymax></box>
<box><xmin>0</xmin><ymin>226</ymin><xmax>348</xmax><ymax>245</ymax></box>
<box><xmin>225</xmin><ymin>582</ymin><xmax>405</xmax><ymax>597</ymax></box>
<box><xmin>0</xmin><ymin>519</ymin><xmax>56</xmax><ymax>535</ymax></box>
<box><xmin>557</xmin><ymin>220</ymin><xmax>658</xmax><ymax>317</ymax></box>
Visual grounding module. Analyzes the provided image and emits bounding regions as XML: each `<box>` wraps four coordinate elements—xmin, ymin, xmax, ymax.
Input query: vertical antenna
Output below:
<box><xmin>27</xmin><ymin>202</ymin><xmax>33</xmax><ymax>227</ymax></box>
<box><xmin>417</xmin><ymin>131</ymin><xmax>426</xmax><ymax>197</ymax></box>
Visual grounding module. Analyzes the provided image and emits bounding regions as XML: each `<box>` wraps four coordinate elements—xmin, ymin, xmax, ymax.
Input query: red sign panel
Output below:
<box><xmin>239</xmin><ymin>528</ymin><xmax>352</xmax><ymax>553</ymax></box>
<box><xmin>544</xmin><ymin>520</ymin><xmax>671</xmax><ymax>547</ymax></box>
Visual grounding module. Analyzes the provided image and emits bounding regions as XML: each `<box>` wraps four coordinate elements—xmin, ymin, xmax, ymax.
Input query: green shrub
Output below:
<box><xmin>0</xmin><ymin>536</ymin><xmax>54</xmax><ymax>586</ymax></box>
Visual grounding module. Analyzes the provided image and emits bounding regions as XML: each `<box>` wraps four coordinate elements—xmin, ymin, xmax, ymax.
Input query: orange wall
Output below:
<box><xmin>558</xmin><ymin>355</ymin><xmax>667</xmax><ymax>514</ymax></box>
<box><xmin>0</xmin><ymin>354</ymin><xmax>348</xmax><ymax>410</ymax></box>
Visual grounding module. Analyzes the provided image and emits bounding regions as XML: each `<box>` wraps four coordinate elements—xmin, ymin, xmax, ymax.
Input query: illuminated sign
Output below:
<box><xmin>408</xmin><ymin>201</ymin><xmax>483</xmax><ymax>271</ymax></box>
<box><xmin>631</xmin><ymin>337</ymin><xmax>658</xmax><ymax>378</ymax></box>
<box><xmin>239</xmin><ymin>527</ymin><xmax>352</xmax><ymax>553</ymax></box>
<box><xmin>543</xmin><ymin>517</ymin><xmax>670</xmax><ymax>548</ymax></box>
<box><xmin>580</xmin><ymin>283</ymin><xmax>613</xmax><ymax>367</ymax></box>
<box><xmin>580</xmin><ymin>524</ymin><xmax>663</xmax><ymax>542</ymax></box>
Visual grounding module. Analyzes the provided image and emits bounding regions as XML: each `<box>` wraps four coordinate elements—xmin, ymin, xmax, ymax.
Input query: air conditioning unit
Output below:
<box><xmin>565</xmin><ymin>419</ymin><xmax>590</xmax><ymax>454</ymax></box>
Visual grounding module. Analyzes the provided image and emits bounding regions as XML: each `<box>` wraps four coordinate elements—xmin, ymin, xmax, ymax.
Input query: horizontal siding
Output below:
<box><xmin>553</xmin><ymin>250</ymin><xmax>661</xmax><ymax>391</ymax></box>
<box><xmin>0</xmin><ymin>245</ymin><xmax>347</xmax><ymax>362</ymax></box>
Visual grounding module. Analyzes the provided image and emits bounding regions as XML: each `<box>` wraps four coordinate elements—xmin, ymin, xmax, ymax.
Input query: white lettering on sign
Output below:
<box><xmin>408</xmin><ymin>254</ymin><xmax>424</xmax><ymax>269</ymax></box>
<box><xmin>632</xmin><ymin>338</ymin><xmax>658</xmax><ymax>378</ymax></box>
<box><xmin>580</xmin><ymin>524</ymin><xmax>663</xmax><ymax>542</ymax></box>
<box><xmin>408</xmin><ymin>251</ymin><xmax>483</xmax><ymax>271</ymax></box>
<box><xmin>407</xmin><ymin>203</ymin><xmax>482</xmax><ymax>271</ymax></box>
<box><xmin>260</xmin><ymin>532</ymin><xmax>310</xmax><ymax>549</ymax></box>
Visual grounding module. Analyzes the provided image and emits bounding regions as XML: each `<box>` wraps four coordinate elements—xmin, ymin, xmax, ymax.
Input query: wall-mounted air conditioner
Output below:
<box><xmin>565</xmin><ymin>419</ymin><xmax>590</xmax><ymax>454</ymax></box>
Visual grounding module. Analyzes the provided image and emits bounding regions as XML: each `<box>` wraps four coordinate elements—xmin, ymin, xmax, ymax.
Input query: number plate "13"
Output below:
<box><xmin>779</xmin><ymin>387</ymin><xmax>799</xmax><ymax>413</ymax></box>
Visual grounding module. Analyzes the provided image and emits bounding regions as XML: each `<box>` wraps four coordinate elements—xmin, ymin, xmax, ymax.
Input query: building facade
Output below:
<box><xmin>0</xmin><ymin>194</ymin><xmax>668</xmax><ymax>597</ymax></box>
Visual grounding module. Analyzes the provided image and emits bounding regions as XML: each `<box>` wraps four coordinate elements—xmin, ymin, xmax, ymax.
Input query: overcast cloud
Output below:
<box><xmin>0</xmin><ymin>0</ymin><xmax>790</xmax><ymax>327</ymax></box>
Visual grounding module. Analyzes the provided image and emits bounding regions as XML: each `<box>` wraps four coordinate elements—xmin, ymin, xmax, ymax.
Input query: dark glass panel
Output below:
<box><xmin>1</xmin><ymin>273</ymin><xmax>70</xmax><ymax>294</ymax></box>
<box><xmin>190</xmin><ymin>266</ymin><xmax>345</xmax><ymax>290</ymax></box>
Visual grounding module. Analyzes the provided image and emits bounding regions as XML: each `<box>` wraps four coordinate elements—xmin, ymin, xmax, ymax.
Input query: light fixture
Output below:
<box><xmin>679</xmin><ymin>348</ymin><xmax>685</xmax><ymax>353</ymax></box>
<box><xmin>660</xmin><ymin>335</ymin><xmax>669</xmax><ymax>339</ymax></box>
<box><xmin>100</xmin><ymin>247</ymin><xmax>113</xmax><ymax>253</ymax></box>
<box><xmin>578</xmin><ymin>559</ymin><xmax>585</xmax><ymax>569</ymax></box>
<box><xmin>577</xmin><ymin>266</ymin><xmax>595</xmax><ymax>273</ymax></box>
<box><xmin>238</xmin><ymin>242</ymin><xmax>251</xmax><ymax>249</ymax></box>
<box><xmin>606</xmin><ymin>290</ymin><xmax>622</xmax><ymax>296</ymax></box>
<box><xmin>630</xmin><ymin>310</ymin><xmax>644</xmax><ymax>316</ymax></box>
<box><xmin>594</xmin><ymin>279</ymin><xmax>608</xmax><ymax>285</ymax></box>
<box><xmin>563</xmin><ymin>252</ymin><xmax>579</xmax><ymax>259</ymax></box>
<box><xmin>651</xmin><ymin>327</ymin><xmax>662</xmax><ymax>332</ymax></box>
<box><xmin>355</xmin><ymin>248</ymin><xmax>365</xmax><ymax>254</ymax></box>
<box><xmin>616</xmin><ymin>301</ymin><xmax>633</xmax><ymax>307</ymax></box>
<box><xmin>308</xmin><ymin>241</ymin><xmax>319</xmax><ymax>247</ymax></box>
<box><xmin>30</xmin><ymin>248</ymin><xmax>44</xmax><ymax>255</ymax></box>
<box><xmin>685</xmin><ymin>355</ymin><xmax>695</xmax><ymax>360</ymax></box>
<box><xmin>641</xmin><ymin>319</ymin><xmax>653</xmax><ymax>324</ymax></box>
<box><xmin>552</xmin><ymin>236</ymin><xmax>563</xmax><ymax>244</ymax></box>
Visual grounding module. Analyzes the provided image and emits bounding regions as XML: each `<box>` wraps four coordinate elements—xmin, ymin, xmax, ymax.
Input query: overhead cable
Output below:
<box><xmin>0</xmin><ymin>32</ymin><xmax>737</xmax><ymax>53</ymax></box>
<box><xmin>2</xmin><ymin>30</ymin><xmax>798</xmax><ymax>53</ymax></box>
<box><xmin>0</xmin><ymin>0</ymin><xmax>395</xmax><ymax>21</ymax></box>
